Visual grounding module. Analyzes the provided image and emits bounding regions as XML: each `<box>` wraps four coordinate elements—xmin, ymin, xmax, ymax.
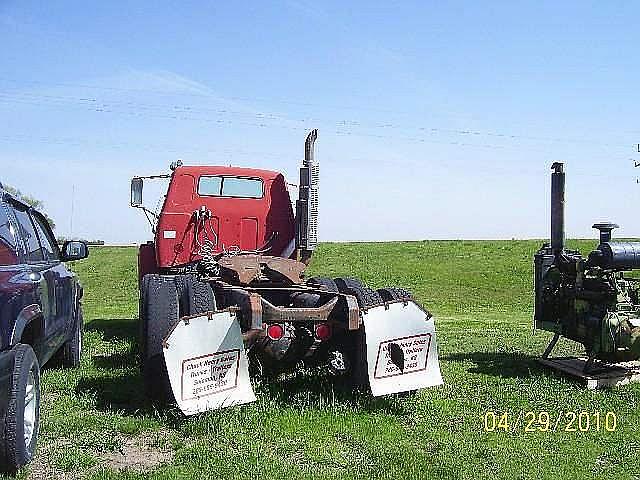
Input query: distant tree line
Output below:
<box><xmin>56</xmin><ymin>236</ymin><xmax>105</xmax><ymax>246</ymax></box>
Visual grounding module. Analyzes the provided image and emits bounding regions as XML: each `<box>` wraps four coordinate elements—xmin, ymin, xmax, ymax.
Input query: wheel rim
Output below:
<box><xmin>23</xmin><ymin>368</ymin><xmax>37</xmax><ymax>446</ymax></box>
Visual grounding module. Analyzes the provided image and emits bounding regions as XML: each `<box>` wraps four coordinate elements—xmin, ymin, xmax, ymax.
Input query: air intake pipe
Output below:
<box><xmin>550</xmin><ymin>162</ymin><xmax>565</xmax><ymax>256</ymax></box>
<box><xmin>592</xmin><ymin>223</ymin><xmax>619</xmax><ymax>244</ymax></box>
<box><xmin>588</xmin><ymin>223</ymin><xmax>640</xmax><ymax>270</ymax></box>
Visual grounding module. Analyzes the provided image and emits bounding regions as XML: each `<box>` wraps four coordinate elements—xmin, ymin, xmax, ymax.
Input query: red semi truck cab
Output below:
<box><xmin>154</xmin><ymin>166</ymin><xmax>296</xmax><ymax>269</ymax></box>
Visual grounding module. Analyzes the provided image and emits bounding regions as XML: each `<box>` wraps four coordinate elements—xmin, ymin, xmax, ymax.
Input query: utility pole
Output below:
<box><xmin>70</xmin><ymin>184</ymin><xmax>75</xmax><ymax>240</ymax></box>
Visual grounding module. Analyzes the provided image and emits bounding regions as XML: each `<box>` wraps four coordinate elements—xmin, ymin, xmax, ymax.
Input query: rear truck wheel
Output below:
<box><xmin>334</xmin><ymin>278</ymin><xmax>384</xmax><ymax>390</ymax></box>
<box><xmin>0</xmin><ymin>344</ymin><xmax>41</xmax><ymax>473</ymax></box>
<box><xmin>138</xmin><ymin>274</ymin><xmax>153</xmax><ymax>362</ymax></box>
<box><xmin>335</xmin><ymin>277</ymin><xmax>384</xmax><ymax>309</ymax></box>
<box><xmin>307</xmin><ymin>277</ymin><xmax>339</xmax><ymax>293</ymax></box>
<box><xmin>174</xmin><ymin>274</ymin><xmax>215</xmax><ymax>316</ymax></box>
<box><xmin>141</xmin><ymin>275</ymin><xmax>179</xmax><ymax>402</ymax></box>
<box><xmin>333</xmin><ymin>277</ymin><xmax>363</xmax><ymax>294</ymax></box>
<box><xmin>296</xmin><ymin>277</ymin><xmax>340</xmax><ymax>309</ymax></box>
<box><xmin>58</xmin><ymin>304</ymin><xmax>83</xmax><ymax>368</ymax></box>
<box><xmin>377</xmin><ymin>287</ymin><xmax>414</xmax><ymax>303</ymax></box>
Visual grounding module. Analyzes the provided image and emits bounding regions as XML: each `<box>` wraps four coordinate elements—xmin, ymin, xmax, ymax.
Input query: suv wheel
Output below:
<box><xmin>58</xmin><ymin>305</ymin><xmax>83</xmax><ymax>368</ymax></box>
<box><xmin>0</xmin><ymin>344</ymin><xmax>41</xmax><ymax>473</ymax></box>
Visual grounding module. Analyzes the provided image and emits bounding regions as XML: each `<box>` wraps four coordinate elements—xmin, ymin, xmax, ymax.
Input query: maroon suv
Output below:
<box><xmin>0</xmin><ymin>183</ymin><xmax>88</xmax><ymax>473</ymax></box>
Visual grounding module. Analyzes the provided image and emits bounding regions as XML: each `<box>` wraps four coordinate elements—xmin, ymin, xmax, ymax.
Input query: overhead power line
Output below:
<box><xmin>0</xmin><ymin>90</ymin><xmax>631</xmax><ymax>153</ymax></box>
<box><xmin>0</xmin><ymin>77</ymin><xmax>631</xmax><ymax>150</ymax></box>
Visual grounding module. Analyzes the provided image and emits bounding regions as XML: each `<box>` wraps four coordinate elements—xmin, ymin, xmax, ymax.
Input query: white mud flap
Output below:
<box><xmin>363</xmin><ymin>301</ymin><xmax>443</xmax><ymax>396</ymax></box>
<box><xmin>163</xmin><ymin>310</ymin><xmax>256</xmax><ymax>415</ymax></box>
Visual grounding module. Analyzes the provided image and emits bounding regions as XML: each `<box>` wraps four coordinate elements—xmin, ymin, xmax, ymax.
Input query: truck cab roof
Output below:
<box><xmin>174</xmin><ymin>165</ymin><xmax>283</xmax><ymax>182</ymax></box>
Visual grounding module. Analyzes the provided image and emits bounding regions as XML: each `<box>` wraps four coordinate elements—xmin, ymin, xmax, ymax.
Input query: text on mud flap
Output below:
<box><xmin>181</xmin><ymin>349</ymin><xmax>241</xmax><ymax>400</ymax></box>
<box><xmin>373</xmin><ymin>334</ymin><xmax>432</xmax><ymax>379</ymax></box>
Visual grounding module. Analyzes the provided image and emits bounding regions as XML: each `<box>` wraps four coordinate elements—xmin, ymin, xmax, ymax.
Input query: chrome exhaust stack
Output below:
<box><xmin>296</xmin><ymin>129</ymin><xmax>319</xmax><ymax>263</ymax></box>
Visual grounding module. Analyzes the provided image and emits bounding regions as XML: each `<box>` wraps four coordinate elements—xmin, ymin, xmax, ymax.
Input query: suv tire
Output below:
<box><xmin>58</xmin><ymin>305</ymin><xmax>83</xmax><ymax>368</ymax></box>
<box><xmin>0</xmin><ymin>344</ymin><xmax>41</xmax><ymax>473</ymax></box>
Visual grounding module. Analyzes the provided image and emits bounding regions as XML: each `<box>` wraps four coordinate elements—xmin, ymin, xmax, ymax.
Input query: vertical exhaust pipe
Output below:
<box><xmin>304</xmin><ymin>128</ymin><xmax>317</xmax><ymax>167</ymax></box>
<box><xmin>296</xmin><ymin>129</ymin><xmax>319</xmax><ymax>263</ymax></box>
<box><xmin>550</xmin><ymin>162</ymin><xmax>565</xmax><ymax>256</ymax></box>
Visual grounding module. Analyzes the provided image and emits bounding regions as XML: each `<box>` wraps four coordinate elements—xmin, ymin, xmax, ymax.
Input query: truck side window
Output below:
<box><xmin>0</xmin><ymin>203</ymin><xmax>18</xmax><ymax>265</ymax></box>
<box><xmin>12</xmin><ymin>205</ymin><xmax>45</xmax><ymax>262</ymax></box>
<box><xmin>198</xmin><ymin>176</ymin><xmax>223</xmax><ymax>196</ymax></box>
<box><xmin>31</xmin><ymin>212</ymin><xmax>59</xmax><ymax>261</ymax></box>
<box><xmin>198</xmin><ymin>176</ymin><xmax>264</xmax><ymax>198</ymax></box>
<box><xmin>222</xmin><ymin>177</ymin><xmax>263</xmax><ymax>198</ymax></box>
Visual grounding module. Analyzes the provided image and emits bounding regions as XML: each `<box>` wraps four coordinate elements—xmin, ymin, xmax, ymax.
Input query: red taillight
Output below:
<box><xmin>315</xmin><ymin>323</ymin><xmax>332</xmax><ymax>341</ymax></box>
<box><xmin>266</xmin><ymin>324</ymin><xmax>285</xmax><ymax>341</ymax></box>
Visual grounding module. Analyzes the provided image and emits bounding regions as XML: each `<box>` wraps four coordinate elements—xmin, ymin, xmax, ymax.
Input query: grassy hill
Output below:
<box><xmin>17</xmin><ymin>241</ymin><xmax>640</xmax><ymax>480</ymax></box>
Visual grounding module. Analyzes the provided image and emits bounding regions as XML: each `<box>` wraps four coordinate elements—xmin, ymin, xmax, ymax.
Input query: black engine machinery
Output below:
<box><xmin>534</xmin><ymin>162</ymin><xmax>640</xmax><ymax>365</ymax></box>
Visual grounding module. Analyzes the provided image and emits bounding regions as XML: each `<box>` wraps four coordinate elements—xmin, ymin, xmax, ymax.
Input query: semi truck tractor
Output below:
<box><xmin>131</xmin><ymin>130</ymin><xmax>443</xmax><ymax>414</ymax></box>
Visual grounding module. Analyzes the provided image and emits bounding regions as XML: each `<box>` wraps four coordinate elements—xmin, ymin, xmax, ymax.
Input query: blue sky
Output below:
<box><xmin>1</xmin><ymin>1</ymin><xmax>638</xmax><ymax>243</ymax></box>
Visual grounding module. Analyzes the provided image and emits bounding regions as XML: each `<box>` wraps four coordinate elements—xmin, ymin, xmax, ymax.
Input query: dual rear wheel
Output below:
<box><xmin>139</xmin><ymin>274</ymin><xmax>215</xmax><ymax>401</ymax></box>
<box><xmin>139</xmin><ymin>274</ymin><xmax>416</xmax><ymax>401</ymax></box>
<box><xmin>308</xmin><ymin>277</ymin><xmax>416</xmax><ymax>391</ymax></box>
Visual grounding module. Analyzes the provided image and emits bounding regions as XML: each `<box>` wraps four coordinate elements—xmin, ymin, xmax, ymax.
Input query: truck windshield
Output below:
<box><xmin>198</xmin><ymin>176</ymin><xmax>263</xmax><ymax>198</ymax></box>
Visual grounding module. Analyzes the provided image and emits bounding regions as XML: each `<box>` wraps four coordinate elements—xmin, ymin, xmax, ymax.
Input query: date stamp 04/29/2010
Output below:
<box><xmin>483</xmin><ymin>411</ymin><xmax>618</xmax><ymax>433</ymax></box>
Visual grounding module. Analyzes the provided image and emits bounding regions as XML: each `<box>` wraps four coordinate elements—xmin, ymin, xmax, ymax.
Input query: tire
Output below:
<box><xmin>351</xmin><ymin>288</ymin><xmax>384</xmax><ymax>308</ymax></box>
<box><xmin>334</xmin><ymin>278</ymin><xmax>383</xmax><ymax>391</ymax></box>
<box><xmin>175</xmin><ymin>274</ymin><xmax>215</xmax><ymax>316</ymax></box>
<box><xmin>58</xmin><ymin>305</ymin><xmax>83</xmax><ymax>368</ymax></box>
<box><xmin>302</xmin><ymin>277</ymin><xmax>339</xmax><ymax>308</ymax></box>
<box><xmin>138</xmin><ymin>274</ymin><xmax>153</xmax><ymax>363</ymax></box>
<box><xmin>0</xmin><ymin>344</ymin><xmax>41</xmax><ymax>473</ymax></box>
<box><xmin>333</xmin><ymin>277</ymin><xmax>363</xmax><ymax>293</ymax></box>
<box><xmin>141</xmin><ymin>276</ymin><xmax>179</xmax><ymax>402</ymax></box>
<box><xmin>377</xmin><ymin>287</ymin><xmax>414</xmax><ymax>303</ymax></box>
<box><xmin>307</xmin><ymin>277</ymin><xmax>339</xmax><ymax>293</ymax></box>
<box><xmin>335</xmin><ymin>277</ymin><xmax>384</xmax><ymax>309</ymax></box>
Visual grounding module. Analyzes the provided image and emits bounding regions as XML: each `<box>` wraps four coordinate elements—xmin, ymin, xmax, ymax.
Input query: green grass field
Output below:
<box><xmin>13</xmin><ymin>241</ymin><xmax>640</xmax><ymax>479</ymax></box>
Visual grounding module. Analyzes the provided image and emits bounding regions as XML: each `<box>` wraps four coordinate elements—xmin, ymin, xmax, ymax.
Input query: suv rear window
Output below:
<box><xmin>0</xmin><ymin>204</ymin><xmax>18</xmax><ymax>265</ymax></box>
<box><xmin>198</xmin><ymin>176</ymin><xmax>263</xmax><ymax>198</ymax></box>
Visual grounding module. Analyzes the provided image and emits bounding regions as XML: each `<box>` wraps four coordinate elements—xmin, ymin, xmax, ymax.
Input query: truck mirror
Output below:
<box><xmin>131</xmin><ymin>178</ymin><xmax>143</xmax><ymax>207</ymax></box>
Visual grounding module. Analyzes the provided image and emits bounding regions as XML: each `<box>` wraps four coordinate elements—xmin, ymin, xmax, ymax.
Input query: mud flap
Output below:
<box><xmin>363</xmin><ymin>301</ymin><xmax>443</xmax><ymax>396</ymax></box>
<box><xmin>163</xmin><ymin>310</ymin><xmax>256</xmax><ymax>415</ymax></box>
